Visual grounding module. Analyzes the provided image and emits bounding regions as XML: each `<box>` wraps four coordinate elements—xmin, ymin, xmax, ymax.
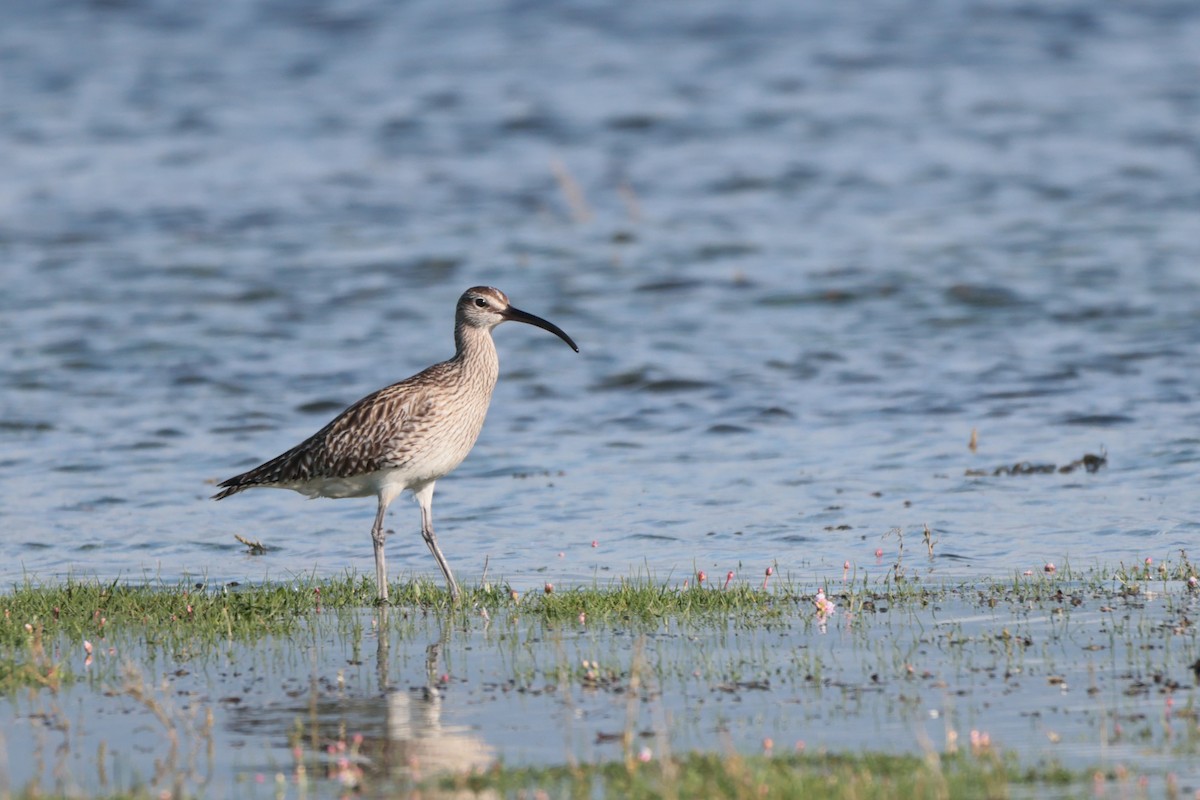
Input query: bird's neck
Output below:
<box><xmin>452</xmin><ymin>322</ymin><xmax>500</xmax><ymax>389</ymax></box>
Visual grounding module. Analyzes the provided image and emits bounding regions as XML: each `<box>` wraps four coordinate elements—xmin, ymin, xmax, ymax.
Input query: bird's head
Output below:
<box><xmin>457</xmin><ymin>286</ymin><xmax>579</xmax><ymax>352</ymax></box>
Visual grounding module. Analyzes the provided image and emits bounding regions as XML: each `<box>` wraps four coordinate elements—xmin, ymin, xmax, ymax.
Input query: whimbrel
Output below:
<box><xmin>213</xmin><ymin>286</ymin><xmax>579</xmax><ymax>602</ymax></box>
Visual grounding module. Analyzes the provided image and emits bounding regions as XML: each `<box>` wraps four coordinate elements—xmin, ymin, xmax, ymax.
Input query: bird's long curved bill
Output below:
<box><xmin>503</xmin><ymin>306</ymin><xmax>580</xmax><ymax>352</ymax></box>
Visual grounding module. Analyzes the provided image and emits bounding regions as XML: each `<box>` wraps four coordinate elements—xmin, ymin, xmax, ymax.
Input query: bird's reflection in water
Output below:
<box><xmin>228</xmin><ymin>606</ymin><xmax>495</xmax><ymax>797</ymax></box>
<box><xmin>369</xmin><ymin>606</ymin><xmax>496</xmax><ymax>786</ymax></box>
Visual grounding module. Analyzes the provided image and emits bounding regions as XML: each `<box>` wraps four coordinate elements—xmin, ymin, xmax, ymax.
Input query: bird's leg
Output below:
<box><xmin>371</xmin><ymin>495</ymin><xmax>390</xmax><ymax>603</ymax></box>
<box><xmin>413</xmin><ymin>482</ymin><xmax>461</xmax><ymax>601</ymax></box>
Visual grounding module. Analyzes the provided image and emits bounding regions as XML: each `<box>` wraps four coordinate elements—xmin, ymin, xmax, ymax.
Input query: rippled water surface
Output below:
<box><xmin>3</xmin><ymin>0</ymin><xmax>1200</xmax><ymax>590</ymax></box>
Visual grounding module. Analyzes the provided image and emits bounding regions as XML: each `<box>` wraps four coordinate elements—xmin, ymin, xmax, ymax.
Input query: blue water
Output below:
<box><xmin>3</xmin><ymin>0</ymin><xmax>1200</xmax><ymax>592</ymax></box>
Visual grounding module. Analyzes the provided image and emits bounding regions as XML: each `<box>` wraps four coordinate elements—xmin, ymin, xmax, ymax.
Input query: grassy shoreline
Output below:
<box><xmin>4</xmin><ymin>553</ymin><xmax>1194</xmax><ymax>634</ymax></box>
<box><xmin>3</xmin><ymin>566</ymin><xmax>1198</xmax><ymax>799</ymax></box>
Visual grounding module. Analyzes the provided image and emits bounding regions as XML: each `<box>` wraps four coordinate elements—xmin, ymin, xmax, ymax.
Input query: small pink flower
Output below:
<box><xmin>1145</xmin><ymin>557</ymin><xmax>1153</xmax><ymax>566</ymax></box>
<box><xmin>697</xmin><ymin>571</ymin><xmax>707</xmax><ymax>584</ymax></box>
<box><xmin>1044</xmin><ymin>563</ymin><xmax>1056</xmax><ymax>574</ymax></box>
<box><xmin>83</xmin><ymin>640</ymin><xmax>93</xmax><ymax>655</ymax></box>
<box><xmin>591</xmin><ymin>540</ymin><xmax>598</xmax><ymax>548</ymax></box>
<box><xmin>874</xmin><ymin>548</ymin><xmax>884</xmax><ymax>558</ymax></box>
<box><xmin>723</xmin><ymin>570</ymin><xmax>734</xmax><ymax>590</ymax></box>
<box><xmin>638</xmin><ymin>746</ymin><xmax>652</xmax><ymax>763</ymax></box>
<box><xmin>814</xmin><ymin>588</ymin><xmax>836</xmax><ymax>619</ymax></box>
<box><xmin>578</xmin><ymin>612</ymin><xmax>586</xmax><ymax>624</ymax></box>
<box><xmin>544</xmin><ymin>582</ymin><xmax>554</xmax><ymax>594</ymax></box>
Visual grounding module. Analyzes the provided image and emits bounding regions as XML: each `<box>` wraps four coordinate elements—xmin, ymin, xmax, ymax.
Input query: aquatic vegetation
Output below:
<box><xmin>438</xmin><ymin>749</ymin><xmax>1063</xmax><ymax>800</ymax></box>
<box><xmin>1</xmin><ymin>568</ymin><xmax>1198</xmax><ymax>798</ymax></box>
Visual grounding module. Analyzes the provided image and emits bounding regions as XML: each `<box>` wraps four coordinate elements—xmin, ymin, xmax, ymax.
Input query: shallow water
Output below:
<box><xmin>3</xmin><ymin>1</ymin><xmax>1200</xmax><ymax>594</ymax></box>
<box><xmin>5</xmin><ymin>585</ymin><xmax>1199</xmax><ymax>798</ymax></box>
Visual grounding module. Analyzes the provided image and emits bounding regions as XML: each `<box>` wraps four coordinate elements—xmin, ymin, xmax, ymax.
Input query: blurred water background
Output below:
<box><xmin>3</xmin><ymin>0</ymin><xmax>1200</xmax><ymax>590</ymax></box>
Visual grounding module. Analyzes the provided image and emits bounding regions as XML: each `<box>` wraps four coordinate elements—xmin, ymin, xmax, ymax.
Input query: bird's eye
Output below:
<box><xmin>473</xmin><ymin>297</ymin><xmax>488</xmax><ymax>308</ymax></box>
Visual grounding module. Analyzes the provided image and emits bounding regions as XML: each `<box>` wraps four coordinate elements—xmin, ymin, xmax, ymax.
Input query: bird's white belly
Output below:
<box><xmin>288</xmin><ymin>440</ymin><xmax>477</xmax><ymax>500</ymax></box>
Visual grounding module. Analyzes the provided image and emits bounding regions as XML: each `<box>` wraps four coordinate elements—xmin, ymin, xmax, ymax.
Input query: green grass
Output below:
<box><xmin>4</xmin><ymin>558</ymin><xmax>1196</xmax><ymax>655</ymax></box>
<box><xmin>0</xmin><ymin>573</ymin><xmax>803</xmax><ymax>693</ymax></box>
<box><xmin>0</xmin><ymin>570</ymin><xmax>859</xmax><ymax>647</ymax></box>
<box><xmin>1</xmin><ymin>575</ymin><xmax>361</xmax><ymax>649</ymax></box>
<box><xmin>0</xmin><ymin>749</ymin><xmax>1087</xmax><ymax>800</ymax></box>
<box><xmin>522</xmin><ymin>578</ymin><xmax>788</xmax><ymax>623</ymax></box>
<box><xmin>439</xmin><ymin>749</ymin><xmax>1075</xmax><ymax>800</ymax></box>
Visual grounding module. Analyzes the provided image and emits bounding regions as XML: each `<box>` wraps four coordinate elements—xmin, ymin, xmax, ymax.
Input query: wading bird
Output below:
<box><xmin>213</xmin><ymin>286</ymin><xmax>578</xmax><ymax>602</ymax></box>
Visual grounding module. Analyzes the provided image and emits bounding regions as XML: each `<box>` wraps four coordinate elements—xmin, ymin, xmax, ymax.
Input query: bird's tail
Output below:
<box><xmin>212</xmin><ymin>476</ymin><xmax>254</xmax><ymax>501</ymax></box>
<box><xmin>212</xmin><ymin>441</ymin><xmax>313</xmax><ymax>500</ymax></box>
<box><xmin>211</xmin><ymin>460</ymin><xmax>283</xmax><ymax>500</ymax></box>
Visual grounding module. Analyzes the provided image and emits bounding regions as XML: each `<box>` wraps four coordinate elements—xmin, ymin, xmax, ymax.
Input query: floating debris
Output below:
<box><xmin>234</xmin><ymin>534</ymin><xmax>268</xmax><ymax>555</ymax></box>
<box><xmin>1058</xmin><ymin>452</ymin><xmax>1107</xmax><ymax>473</ymax></box>
<box><xmin>966</xmin><ymin>451</ymin><xmax>1106</xmax><ymax>477</ymax></box>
